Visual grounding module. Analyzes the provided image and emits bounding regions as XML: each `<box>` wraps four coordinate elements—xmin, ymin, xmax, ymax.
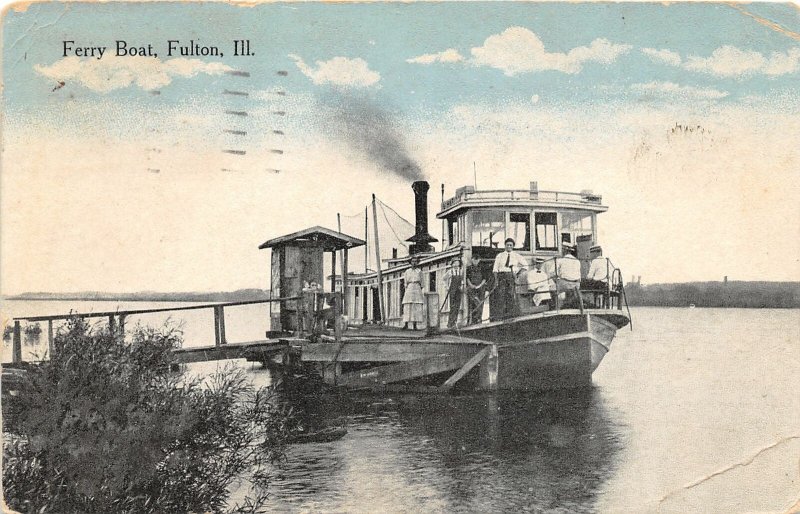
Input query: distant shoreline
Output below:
<box><xmin>623</xmin><ymin>281</ymin><xmax>799</xmax><ymax>309</ymax></box>
<box><xmin>3</xmin><ymin>289</ymin><xmax>270</xmax><ymax>304</ymax></box>
<box><xmin>5</xmin><ymin>281</ymin><xmax>799</xmax><ymax>309</ymax></box>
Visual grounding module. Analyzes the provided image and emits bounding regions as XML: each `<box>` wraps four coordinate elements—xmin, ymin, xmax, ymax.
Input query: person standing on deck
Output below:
<box><xmin>402</xmin><ymin>256</ymin><xmax>425</xmax><ymax>330</ymax></box>
<box><xmin>492</xmin><ymin>238</ymin><xmax>527</xmax><ymax>321</ymax></box>
<box><xmin>444</xmin><ymin>258</ymin><xmax>464</xmax><ymax>328</ymax></box>
<box><xmin>466</xmin><ymin>256</ymin><xmax>488</xmax><ymax>324</ymax></box>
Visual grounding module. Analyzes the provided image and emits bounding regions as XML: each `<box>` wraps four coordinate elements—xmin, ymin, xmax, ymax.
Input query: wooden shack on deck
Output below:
<box><xmin>259</xmin><ymin>226</ymin><xmax>365</xmax><ymax>332</ymax></box>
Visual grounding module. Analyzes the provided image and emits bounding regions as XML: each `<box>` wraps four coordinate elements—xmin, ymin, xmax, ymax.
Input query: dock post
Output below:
<box><xmin>12</xmin><ymin>321</ymin><xmax>22</xmax><ymax>364</ymax></box>
<box><xmin>219</xmin><ymin>306</ymin><xmax>226</xmax><ymax>345</ymax></box>
<box><xmin>118</xmin><ymin>315</ymin><xmax>126</xmax><ymax>339</ymax></box>
<box><xmin>331</xmin><ymin>249</ymin><xmax>337</xmax><ymax>295</ymax></box>
<box><xmin>214</xmin><ymin>306</ymin><xmax>222</xmax><ymax>347</ymax></box>
<box><xmin>478</xmin><ymin>344</ymin><xmax>499</xmax><ymax>390</ymax></box>
<box><xmin>108</xmin><ymin>315</ymin><xmax>116</xmax><ymax>335</ymax></box>
<box><xmin>213</xmin><ymin>305</ymin><xmax>227</xmax><ymax>346</ymax></box>
<box><xmin>47</xmin><ymin>320</ymin><xmax>54</xmax><ymax>357</ymax></box>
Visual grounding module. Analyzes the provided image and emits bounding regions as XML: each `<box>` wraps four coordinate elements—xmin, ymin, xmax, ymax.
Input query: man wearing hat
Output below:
<box><xmin>491</xmin><ymin>238</ymin><xmax>527</xmax><ymax>320</ymax></box>
<box><xmin>555</xmin><ymin>242</ymin><xmax>581</xmax><ymax>308</ymax></box>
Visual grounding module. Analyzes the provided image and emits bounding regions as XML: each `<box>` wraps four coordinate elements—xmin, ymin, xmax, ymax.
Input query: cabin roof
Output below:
<box><xmin>437</xmin><ymin>187</ymin><xmax>607</xmax><ymax>218</ymax></box>
<box><xmin>258</xmin><ymin>226</ymin><xmax>365</xmax><ymax>251</ymax></box>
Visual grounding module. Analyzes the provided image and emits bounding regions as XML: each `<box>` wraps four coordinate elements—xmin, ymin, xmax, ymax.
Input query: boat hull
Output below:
<box><xmin>453</xmin><ymin>310</ymin><xmax>627</xmax><ymax>391</ymax></box>
<box><xmin>298</xmin><ymin>309</ymin><xmax>628</xmax><ymax>393</ymax></box>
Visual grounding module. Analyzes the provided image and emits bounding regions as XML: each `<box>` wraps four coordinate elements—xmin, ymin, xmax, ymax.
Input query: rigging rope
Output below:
<box><xmin>378</xmin><ymin>201</ymin><xmax>409</xmax><ymax>249</ymax></box>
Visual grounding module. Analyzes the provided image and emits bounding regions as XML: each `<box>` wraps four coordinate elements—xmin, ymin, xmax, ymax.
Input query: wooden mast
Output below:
<box><xmin>337</xmin><ymin>213</ymin><xmax>348</xmax><ymax>314</ymax></box>
<box><xmin>372</xmin><ymin>194</ymin><xmax>386</xmax><ymax>322</ymax></box>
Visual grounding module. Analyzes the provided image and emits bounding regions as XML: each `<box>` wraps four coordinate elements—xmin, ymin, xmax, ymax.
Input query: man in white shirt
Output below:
<box><xmin>583</xmin><ymin>247</ymin><xmax>609</xmax><ymax>307</ymax></box>
<box><xmin>551</xmin><ymin>243</ymin><xmax>581</xmax><ymax>308</ymax></box>
<box><xmin>491</xmin><ymin>238</ymin><xmax>527</xmax><ymax>320</ymax></box>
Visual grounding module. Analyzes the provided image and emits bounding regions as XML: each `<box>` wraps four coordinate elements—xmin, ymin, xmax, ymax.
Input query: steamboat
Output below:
<box><xmin>260</xmin><ymin>180</ymin><xmax>631</xmax><ymax>392</ymax></box>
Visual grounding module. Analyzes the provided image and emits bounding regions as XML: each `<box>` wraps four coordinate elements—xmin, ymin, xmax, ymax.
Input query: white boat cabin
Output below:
<box><xmin>342</xmin><ymin>181</ymin><xmax>611</xmax><ymax>327</ymax></box>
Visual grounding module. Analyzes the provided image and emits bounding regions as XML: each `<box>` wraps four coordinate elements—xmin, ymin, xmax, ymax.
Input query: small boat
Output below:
<box><xmin>288</xmin><ymin>426</ymin><xmax>348</xmax><ymax>444</ymax></box>
<box><xmin>689</xmin><ymin>304</ymin><xmax>696</xmax><ymax>309</ymax></box>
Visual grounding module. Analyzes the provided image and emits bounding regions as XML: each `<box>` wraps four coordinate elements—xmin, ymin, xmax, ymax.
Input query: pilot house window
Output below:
<box><xmin>509</xmin><ymin>213</ymin><xmax>531</xmax><ymax>251</ymax></box>
<box><xmin>471</xmin><ymin>211</ymin><xmax>505</xmax><ymax>249</ymax></box>
<box><xmin>535</xmin><ymin>212</ymin><xmax>558</xmax><ymax>251</ymax></box>
<box><xmin>447</xmin><ymin>217</ymin><xmax>460</xmax><ymax>246</ymax></box>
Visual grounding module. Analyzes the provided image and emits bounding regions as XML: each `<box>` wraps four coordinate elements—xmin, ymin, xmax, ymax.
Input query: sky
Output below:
<box><xmin>1</xmin><ymin>1</ymin><xmax>799</xmax><ymax>294</ymax></box>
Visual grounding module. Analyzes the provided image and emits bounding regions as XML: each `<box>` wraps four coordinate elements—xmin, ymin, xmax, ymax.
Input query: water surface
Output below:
<box><xmin>3</xmin><ymin>302</ymin><xmax>798</xmax><ymax>512</ymax></box>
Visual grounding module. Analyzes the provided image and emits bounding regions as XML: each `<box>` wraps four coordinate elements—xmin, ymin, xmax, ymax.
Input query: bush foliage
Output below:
<box><xmin>3</xmin><ymin>318</ymin><xmax>291</xmax><ymax>513</ymax></box>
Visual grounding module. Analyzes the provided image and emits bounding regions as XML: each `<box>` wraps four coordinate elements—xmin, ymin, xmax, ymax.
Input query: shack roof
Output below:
<box><xmin>258</xmin><ymin>226</ymin><xmax>365</xmax><ymax>252</ymax></box>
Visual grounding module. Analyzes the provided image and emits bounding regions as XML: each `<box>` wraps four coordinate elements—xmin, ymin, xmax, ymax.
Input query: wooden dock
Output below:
<box><xmin>4</xmin><ymin>294</ymin><xmax>504</xmax><ymax>393</ymax></box>
<box><xmin>5</xmin><ymin>297</ymin><xmax>295</xmax><ymax>367</ymax></box>
<box><xmin>173</xmin><ymin>339</ymin><xmax>288</xmax><ymax>364</ymax></box>
<box><xmin>295</xmin><ymin>326</ymin><xmax>498</xmax><ymax>392</ymax></box>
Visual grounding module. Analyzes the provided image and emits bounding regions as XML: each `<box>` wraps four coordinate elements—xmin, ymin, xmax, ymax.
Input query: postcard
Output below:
<box><xmin>2</xmin><ymin>2</ymin><xmax>799</xmax><ymax>513</ymax></box>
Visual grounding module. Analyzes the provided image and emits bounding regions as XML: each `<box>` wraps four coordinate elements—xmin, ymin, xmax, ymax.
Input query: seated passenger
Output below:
<box><xmin>551</xmin><ymin>244</ymin><xmax>581</xmax><ymax>308</ymax></box>
<box><xmin>557</xmin><ymin>245</ymin><xmax>581</xmax><ymax>287</ymax></box>
<box><xmin>582</xmin><ymin>247</ymin><xmax>609</xmax><ymax>308</ymax></box>
<box><xmin>525</xmin><ymin>262</ymin><xmax>554</xmax><ymax>307</ymax></box>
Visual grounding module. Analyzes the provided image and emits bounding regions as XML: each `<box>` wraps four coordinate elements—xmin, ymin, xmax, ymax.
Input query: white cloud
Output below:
<box><xmin>641</xmin><ymin>48</ymin><xmax>682</xmax><ymax>67</ymax></box>
<box><xmin>469</xmin><ymin>27</ymin><xmax>631</xmax><ymax>75</ymax></box>
<box><xmin>643</xmin><ymin>45</ymin><xmax>800</xmax><ymax>78</ymax></box>
<box><xmin>684</xmin><ymin>46</ymin><xmax>767</xmax><ymax>78</ymax></box>
<box><xmin>289</xmin><ymin>54</ymin><xmax>380</xmax><ymax>88</ymax></box>
<box><xmin>763</xmin><ymin>48</ymin><xmax>800</xmax><ymax>76</ymax></box>
<box><xmin>34</xmin><ymin>56</ymin><xmax>233</xmax><ymax>92</ymax></box>
<box><xmin>631</xmin><ymin>81</ymin><xmax>729</xmax><ymax>100</ymax></box>
<box><xmin>406</xmin><ymin>48</ymin><xmax>464</xmax><ymax>64</ymax></box>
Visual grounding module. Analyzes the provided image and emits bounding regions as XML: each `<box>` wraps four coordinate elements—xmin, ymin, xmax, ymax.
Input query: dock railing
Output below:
<box><xmin>8</xmin><ymin>297</ymin><xmax>298</xmax><ymax>364</ymax></box>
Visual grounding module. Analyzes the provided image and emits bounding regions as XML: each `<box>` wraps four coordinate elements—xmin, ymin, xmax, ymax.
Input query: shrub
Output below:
<box><xmin>2</xmin><ymin>318</ymin><xmax>291</xmax><ymax>513</ymax></box>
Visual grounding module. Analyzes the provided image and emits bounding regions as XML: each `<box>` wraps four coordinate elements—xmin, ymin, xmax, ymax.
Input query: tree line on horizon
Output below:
<box><xmin>6</xmin><ymin>288</ymin><xmax>271</xmax><ymax>303</ymax></box>
<box><xmin>7</xmin><ymin>281</ymin><xmax>800</xmax><ymax>309</ymax></box>
<box><xmin>623</xmin><ymin>281</ymin><xmax>800</xmax><ymax>309</ymax></box>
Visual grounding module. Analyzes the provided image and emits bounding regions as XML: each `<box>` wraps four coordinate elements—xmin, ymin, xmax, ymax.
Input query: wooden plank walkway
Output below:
<box><xmin>173</xmin><ymin>339</ymin><xmax>288</xmax><ymax>364</ymax></box>
<box><xmin>335</xmin><ymin>353</ymin><xmax>474</xmax><ymax>389</ymax></box>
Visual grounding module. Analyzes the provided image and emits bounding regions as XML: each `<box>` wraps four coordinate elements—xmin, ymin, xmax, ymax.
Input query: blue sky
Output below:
<box><xmin>2</xmin><ymin>2</ymin><xmax>799</xmax><ymax>293</ymax></box>
<box><xmin>4</xmin><ymin>2</ymin><xmax>799</xmax><ymax>113</ymax></box>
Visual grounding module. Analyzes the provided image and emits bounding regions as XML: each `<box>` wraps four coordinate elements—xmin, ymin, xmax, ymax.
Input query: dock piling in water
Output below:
<box><xmin>12</xmin><ymin>320</ymin><xmax>22</xmax><ymax>363</ymax></box>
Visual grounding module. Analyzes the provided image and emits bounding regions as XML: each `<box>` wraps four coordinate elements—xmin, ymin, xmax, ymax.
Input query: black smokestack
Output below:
<box><xmin>407</xmin><ymin>181</ymin><xmax>438</xmax><ymax>254</ymax></box>
<box><xmin>322</xmin><ymin>94</ymin><xmax>425</xmax><ymax>181</ymax></box>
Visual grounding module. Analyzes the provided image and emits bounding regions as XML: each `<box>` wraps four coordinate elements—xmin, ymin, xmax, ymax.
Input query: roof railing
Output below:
<box><xmin>441</xmin><ymin>189</ymin><xmax>603</xmax><ymax>210</ymax></box>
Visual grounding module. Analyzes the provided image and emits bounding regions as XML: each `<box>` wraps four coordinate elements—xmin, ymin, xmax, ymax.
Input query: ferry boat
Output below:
<box><xmin>260</xmin><ymin>180</ymin><xmax>631</xmax><ymax>392</ymax></box>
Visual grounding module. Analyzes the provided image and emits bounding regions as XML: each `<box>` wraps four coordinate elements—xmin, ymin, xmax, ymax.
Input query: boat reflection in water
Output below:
<box><xmin>266</xmin><ymin>388</ymin><xmax>624</xmax><ymax>512</ymax></box>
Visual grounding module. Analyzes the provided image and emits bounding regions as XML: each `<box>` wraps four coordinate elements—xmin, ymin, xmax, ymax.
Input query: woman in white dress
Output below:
<box><xmin>402</xmin><ymin>256</ymin><xmax>424</xmax><ymax>330</ymax></box>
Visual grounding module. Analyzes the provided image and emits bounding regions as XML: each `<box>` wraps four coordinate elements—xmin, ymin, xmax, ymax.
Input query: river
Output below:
<box><xmin>2</xmin><ymin>301</ymin><xmax>798</xmax><ymax>512</ymax></box>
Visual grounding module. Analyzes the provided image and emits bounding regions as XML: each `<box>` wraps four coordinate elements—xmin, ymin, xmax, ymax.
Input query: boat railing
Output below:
<box><xmin>518</xmin><ymin>256</ymin><xmax>624</xmax><ymax>313</ymax></box>
<box><xmin>442</xmin><ymin>189</ymin><xmax>602</xmax><ymax>210</ymax></box>
<box><xmin>444</xmin><ymin>255</ymin><xmax>630</xmax><ymax>328</ymax></box>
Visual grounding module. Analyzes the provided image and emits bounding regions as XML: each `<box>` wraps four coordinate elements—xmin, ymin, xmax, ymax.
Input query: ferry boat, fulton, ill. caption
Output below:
<box><xmin>260</xmin><ymin>180</ymin><xmax>631</xmax><ymax>392</ymax></box>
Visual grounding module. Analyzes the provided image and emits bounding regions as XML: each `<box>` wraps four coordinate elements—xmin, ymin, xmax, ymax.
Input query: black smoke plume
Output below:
<box><xmin>322</xmin><ymin>94</ymin><xmax>424</xmax><ymax>181</ymax></box>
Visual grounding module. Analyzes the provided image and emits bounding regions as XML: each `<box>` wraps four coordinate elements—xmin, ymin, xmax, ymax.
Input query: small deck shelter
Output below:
<box><xmin>259</xmin><ymin>226</ymin><xmax>365</xmax><ymax>332</ymax></box>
